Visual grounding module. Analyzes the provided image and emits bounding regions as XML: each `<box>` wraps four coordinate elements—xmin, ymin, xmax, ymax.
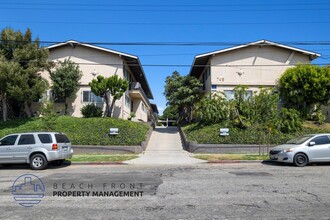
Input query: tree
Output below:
<box><xmin>164</xmin><ymin>71</ymin><xmax>202</xmax><ymax>122</ymax></box>
<box><xmin>90</xmin><ymin>75</ymin><xmax>110</xmax><ymax>117</ymax></box>
<box><xmin>0</xmin><ymin>58</ymin><xmax>22</xmax><ymax>121</ymax></box>
<box><xmin>0</xmin><ymin>27</ymin><xmax>50</xmax><ymax>121</ymax></box>
<box><xmin>250</xmin><ymin>87</ymin><xmax>279</xmax><ymax>127</ymax></box>
<box><xmin>250</xmin><ymin>88</ymin><xmax>279</xmax><ymax>155</ymax></box>
<box><xmin>160</xmin><ymin>105</ymin><xmax>179</xmax><ymax>120</ymax></box>
<box><xmin>196</xmin><ymin>92</ymin><xmax>229</xmax><ymax>124</ymax></box>
<box><xmin>228</xmin><ymin>86</ymin><xmax>253</xmax><ymax>128</ymax></box>
<box><xmin>278</xmin><ymin>64</ymin><xmax>330</xmax><ymax>118</ymax></box>
<box><xmin>89</xmin><ymin>75</ymin><xmax>128</xmax><ymax>117</ymax></box>
<box><xmin>50</xmin><ymin>59</ymin><xmax>82</xmax><ymax>115</ymax></box>
<box><xmin>107</xmin><ymin>75</ymin><xmax>129</xmax><ymax>117</ymax></box>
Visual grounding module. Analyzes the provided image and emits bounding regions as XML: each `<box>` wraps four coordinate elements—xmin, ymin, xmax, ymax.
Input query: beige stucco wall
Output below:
<box><xmin>209</xmin><ymin>45</ymin><xmax>311</xmax><ymax>92</ymax></box>
<box><xmin>199</xmin><ymin>45</ymin><xmax>329</xmax><ymax>122</ymax></box>
<box><xmin>40</xmin><ymin>45</ymin><xmax>124</xmax><ymax>117</ymax></box>
<box><xmin>34</xmin><ymin>44</ymin><xmax>153</xmax><ymax>121</ymax></box>
<box><xmin>131</xmin><ymin>99</ymin><xmax>149</xmax><ymax>122</ymax></box>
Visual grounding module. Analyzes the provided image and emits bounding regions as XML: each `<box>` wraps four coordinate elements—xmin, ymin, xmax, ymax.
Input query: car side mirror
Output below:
<box><xmin>309</xmin><ymin>142</ymin><xmax>316</xmax><ymax>146</ymax></box>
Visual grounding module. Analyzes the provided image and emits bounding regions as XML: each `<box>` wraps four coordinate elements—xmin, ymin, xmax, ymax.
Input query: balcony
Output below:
<box><xmin>129</xmin><ymin>82</ymin><xmax>151</xmax><ymax>106</ymax></box>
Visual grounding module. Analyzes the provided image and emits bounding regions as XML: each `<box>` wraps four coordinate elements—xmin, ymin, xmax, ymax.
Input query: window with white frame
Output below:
<box><xmin>141</xmin><ymin>102</ymin><xmax>147</xmax><ymax>113</ymax></box>
<box><xmin>224</xmin><ymin>90</ymin><xmax>252</xmax><ymax>100</ymax></box>
<box><xmin>82</xmin><ymin>91</ymin><xmax>103</xmax><ymax>103</ymax></box>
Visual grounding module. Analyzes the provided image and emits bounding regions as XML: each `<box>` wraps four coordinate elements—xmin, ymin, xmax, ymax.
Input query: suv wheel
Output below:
<box><xmin>30</xmin><ymin>154</ymin><xmax>48</xmax><ymax>170</ymax></box>
<box><xmin>293</xmin><ymin>153</ymin><xmax>308</xmax><ymax>167</ymax></box>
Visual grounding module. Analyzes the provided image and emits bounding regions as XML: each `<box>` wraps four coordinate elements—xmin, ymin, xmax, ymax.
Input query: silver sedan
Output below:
<box><xmin>269</xmin><ymin>134</ymin><xmax>330</xmax><ymax>167</ymax></box>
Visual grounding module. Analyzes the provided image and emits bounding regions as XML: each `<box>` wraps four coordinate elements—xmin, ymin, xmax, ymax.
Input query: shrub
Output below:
<box><xmin>195</xmin><ymin>93</ymin><xmax>229</xmax><ymax>124</ymax></box>
<box><xmin>182</xmin><ymin>121</ymin><xmax>330</xmax><ymax>145</ymax></box>
<box><xmin>81</xmin><ymin>104</ymin><xmax>103</xmax><ymax>118</ymax></box>
<box><xmin>278</xmin><ymin>108</ymin><xmax>302</xmax><ymax>133</ymax></box>
<box><xmin>0</xmin><ymin>116</ymin><xmax>150</xmax><ymax>146</ymax></box>
<box><xmin>39</xmin><ymin>99</ymin><xmax>58</xmax><ymax>131</ymax></box>
<box><xmin>128</xmin><ymin>112</ymin><xmax>136</xmax><ymax>120</ymax></box>
<box><xmin>310</xmin><ymin>108</ymin><xmax>326</xmax><ymax>125</ymax></box>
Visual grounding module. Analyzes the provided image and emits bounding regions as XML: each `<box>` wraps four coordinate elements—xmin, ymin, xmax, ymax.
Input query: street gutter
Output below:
<box><xmin>67</xmin><ymin>160</ymin><xmax>273</xmax><ymax>165</ymax></box>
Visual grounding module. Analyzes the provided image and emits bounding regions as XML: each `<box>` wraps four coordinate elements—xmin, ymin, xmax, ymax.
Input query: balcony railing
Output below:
<box><xmin>129</xmin><ymin>82</ymin><xmax>151</xmax><ymax>106</ymax></box>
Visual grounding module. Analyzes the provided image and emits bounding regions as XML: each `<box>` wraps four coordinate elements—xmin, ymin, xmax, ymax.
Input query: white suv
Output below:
<box><xmin>0</xmin><ymin>132</ymin><xmax>73</xmax><ymax>170</ymax></box>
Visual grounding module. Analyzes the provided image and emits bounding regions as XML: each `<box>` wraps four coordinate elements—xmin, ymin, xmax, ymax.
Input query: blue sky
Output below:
<box><xmin>1</xmin><ymin>0</ymin><xmax>330</xmax><ymax>114</ymax></box>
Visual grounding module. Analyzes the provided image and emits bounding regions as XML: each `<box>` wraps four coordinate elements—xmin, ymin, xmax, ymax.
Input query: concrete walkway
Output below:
<box><xmin>125</xmin><ymin>126</ymin><xmax>205</xmax><ymax>165</ymax></box>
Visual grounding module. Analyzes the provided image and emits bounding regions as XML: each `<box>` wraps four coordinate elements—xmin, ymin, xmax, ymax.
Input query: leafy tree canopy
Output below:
<box><xmin>160</xmin><ymin>105</ymin><xmax>179</xmax><ymax>120</ymax></box>
<box><xmin>278</xmin><ymin>64</ymin><xmax>330</xmax><ymax>118</ymax></box>
<box><xmin>89</xmin><ymin>75</ymin><xmax>128</xmax><ymax>117</ymax></box>
<box><xmin>0</xmin><ymin>27</ymin><xmax>50</xmax><ymax>121</ymax></box>
<box><xmin>50</xmin><ymin>59</ymin><xmax>82</xmax><ymax>115</ymax></box>
<box><xmin>164</xmin><ymin>71</ymin><xmax>202</xmax><ymax>122</ymax></box>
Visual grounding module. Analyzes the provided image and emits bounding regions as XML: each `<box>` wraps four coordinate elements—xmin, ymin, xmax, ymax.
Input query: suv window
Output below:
<box><xmin>55</xmin><ymin>134</ymin><xmax>70</xmax><ymax>143</ymax></box>
<box><xmin>0</xmin><ymin>135</ymin><xmax>18</xmax><ymax>146</ymax></box>
<box><xmin>311</xmin><ymin>135</ymin><xmax>330</xmax><ymax>145</ymax></box>
<box><xmin>38</xmin><ymin>134</ymin><xmax>52</xmax><ymax>144</ymax></box>
<box><xmin>18</xmin><ymin>134</ymin><xmax>36</xmax><ymax>145</ymax></box>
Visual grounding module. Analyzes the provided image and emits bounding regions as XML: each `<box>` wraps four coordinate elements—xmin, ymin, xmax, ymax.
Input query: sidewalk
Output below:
<box><xmin>125</xmin><ymin>126</ymin><xmax>205</xmax><ymax>165</ymax></box>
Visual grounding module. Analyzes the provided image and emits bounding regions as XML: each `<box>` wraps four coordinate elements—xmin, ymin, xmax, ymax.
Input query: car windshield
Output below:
<box><xmin>286</xmin><ymin>135</ymin><xmax>314</xmax><ymax>144</ymax></box>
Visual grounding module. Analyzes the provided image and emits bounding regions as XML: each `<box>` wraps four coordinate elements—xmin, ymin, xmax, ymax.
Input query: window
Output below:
<box><xmin>124</xmin><ymin>67</ymin><xmax>131</xmax><ymax>82</ymax></box>
<box><xmin>55</xmin><ymin>134</ymin><xmax>70</xmax><ymax>143</ymax></box>
<box><xmin>0</xmin><ymin>135</ymin><xmax>18</xmax><ymax>146</ymax></box>
<box><xmin>38</xmin><ymin>134</ymin><xmax>52</xmax><ymax>144</ymax></box>
<box><xmin>125</xmin><ymin>95</ymin><xmax>131</xmax><ymax>108</ymax></box>
<box><xmin>224</xmin><ymin>90</ymin><xmax>252</xmax><ymax>100</ymax></box>
<box><xmin>18</xmin><ymin>135</ymin><xmax>35</xmax><ymax>145</ymax></box>
<box><xmin>224</xmin><ymin>90</ymin><xmax>235</xmax><ymax>100</ymax></box>
<box><xmin>82</xmin><ymin>91</ymin><xmax>103</xmax><ymax>103</ymax></box>
<box><xmin>310</xmin><ymin>136</ymin><xmax>330</xmax><ymax>145</ymax></box>
<box><xmin>141</xmin><ymin>103</ymin><xmax>147</xmax><ymax>113</ymax></box>
<box><xmin>50</xmin><ymin>90</ymin><xmax>65</xmax><ymax>103</ymax></box>
<box><xmin>246</xmin><ymin>91</ymin><xmax>253</xmax><ymax>99</ymax></box>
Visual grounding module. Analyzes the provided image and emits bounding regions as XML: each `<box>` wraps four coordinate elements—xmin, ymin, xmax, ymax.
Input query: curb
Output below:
<box><xmin>67</xmin><ymin>160</ymin><xmax>273</xmax><ymax>165</ymax></box>
<box><xmin>207</xmin><ymin>160</ymin><xmax>265</xmax><ymax>164</ymax></box>
<box><xmin>68</xmin><ymin>161</ymin><xmax>126</xmax><ymax>165</ymax></box>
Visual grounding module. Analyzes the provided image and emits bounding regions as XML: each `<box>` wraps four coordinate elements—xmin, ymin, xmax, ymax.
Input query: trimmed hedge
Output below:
<box><xmin>182</xmin><ymin>122</ymin><xmax>330</xmax><ymax>145</ymax></box>
<box><xmin>0</xmin><ymin>116</ymin><xmax>150</xmax><ymax>146</ymax></box>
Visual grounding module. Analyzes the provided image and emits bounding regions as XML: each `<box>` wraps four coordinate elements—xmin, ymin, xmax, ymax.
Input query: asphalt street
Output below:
<box><xmin>0</xmin><ymin>162</ymin><xmax>330</xmax><ymax>220</ymax></box>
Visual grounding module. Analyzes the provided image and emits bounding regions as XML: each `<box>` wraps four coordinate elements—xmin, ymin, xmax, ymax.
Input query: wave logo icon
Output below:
<box><xmin>12</xmin><ymin>174</ymin><xmax>45</xmax><ymax>207</ymax></box>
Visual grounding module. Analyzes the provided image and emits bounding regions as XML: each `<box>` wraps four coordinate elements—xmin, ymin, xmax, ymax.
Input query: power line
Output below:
<box><xmin>1</xmin><ymin>40</ymin><xmax>330</xmax><ymax>46</ymax></box>
<box><xmin>1</xmin><ymin>7</ymin><xmax>330</xmax><ymax>12</ymax></box>
<box><xmin>2</xmin><ymin>20</ymin><xmax>330</xmax><ymax>26</ymax></box>
<box><xmin>1</xmin><ymin>2</ymin><xmax>329</xmax><ymax>7</ymax></box>
<box><xmin>51</xmin><ymin>62</ymin><xmax>329</xmax><ymax>67</ymax></box>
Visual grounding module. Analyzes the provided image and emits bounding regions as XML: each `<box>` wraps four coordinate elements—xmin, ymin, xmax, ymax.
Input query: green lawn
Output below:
<box><xmin>69</xmin><ymin>154</ymin><xmax>138</xmax><ymax>162</ymax></box>
<box><xmin>194</xmin><ymin>154</ymin><xmax>269</xmax><ymax>161</ymax></box>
